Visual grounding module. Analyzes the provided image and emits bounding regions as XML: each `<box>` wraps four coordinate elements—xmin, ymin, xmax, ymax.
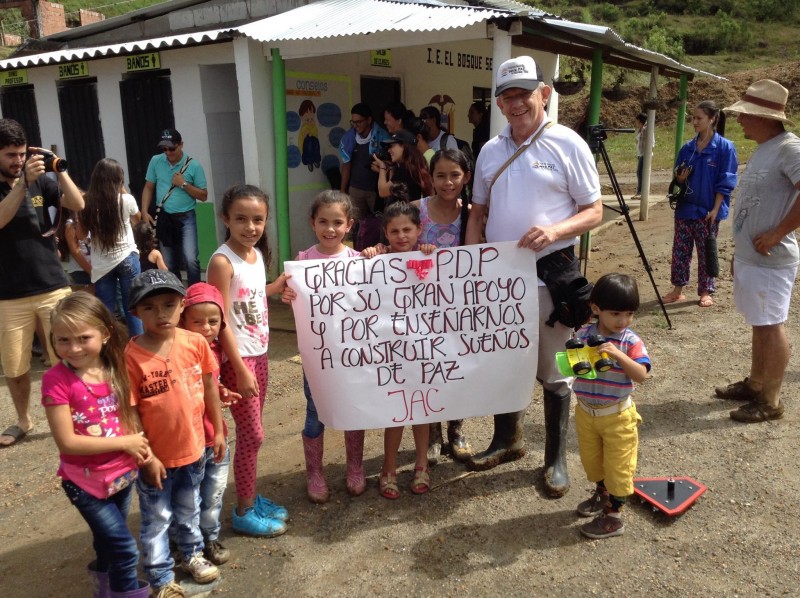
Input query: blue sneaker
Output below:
<box><xmin>232</xmin><ymin>506</ymin><xmax>287</xmax><ymax>538</ymax></box>
<box><xmin>254</xmin><ymin>495</ymin><xmax>289</xmax><ymax>522</ymax></box>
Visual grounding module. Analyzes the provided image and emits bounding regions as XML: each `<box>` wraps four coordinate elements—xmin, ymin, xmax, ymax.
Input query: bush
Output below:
<box><xmin>592</xmin><ymin>3</ymin><xmax>622</xmax><ymax>22</ymax></box>
<box><xmin>745</xmin><ymin>0</ymin><xmax>798</xmax><ymax>21</ymax></box>
<box><xmin>645</xmin><ymin>28</ymin><xmax>685</xmax><ymax>61</ymax></box>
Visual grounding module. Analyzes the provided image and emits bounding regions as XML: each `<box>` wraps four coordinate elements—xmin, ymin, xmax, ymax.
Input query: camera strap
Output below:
<box><xmin>154</xmin><ymin>157</ymin><xmax>193</xmax><ymax>226</ymax></box>
<box><xmin>486</xmin><ymin>121</ymin><xmax>553</xmax><ymax>212</ymax></box>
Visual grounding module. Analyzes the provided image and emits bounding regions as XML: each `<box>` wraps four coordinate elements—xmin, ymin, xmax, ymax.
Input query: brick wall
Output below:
<box><xmin>79</xmin><ymin>9</ymin><xmax>106</xmax><ymax>26</ymax></box>
<box><xmin>0</xmin><ymin>33</ymin><xmax>22</xmax><ymax>47</ymax></box>
<box><xmin>37</xmin><ymin>1</ymin><xmax>67</xmax><ymax>37</ymax></box>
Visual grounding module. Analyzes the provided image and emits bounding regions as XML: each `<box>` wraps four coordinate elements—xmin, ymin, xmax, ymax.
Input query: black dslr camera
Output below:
<box><xmin>667</xmin><ymin>162</ymin><xmax>692</xmax><ymax>209</ymax></box>
<box><xmin>29</xmin><ymin>148</ymin><xmax>68</xmax><ymax>173</ymax></box>
<box><xmin>375</xmin><ymin>147</ymin><xmax>392</xmax><ymax>163</ymax></box>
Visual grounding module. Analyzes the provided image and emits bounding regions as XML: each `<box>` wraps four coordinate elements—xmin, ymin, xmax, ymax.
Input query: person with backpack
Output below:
<box><xmin>419</xmin><ymin>106</ymin><xmax>459</xmax><ymax>152</ymax></box>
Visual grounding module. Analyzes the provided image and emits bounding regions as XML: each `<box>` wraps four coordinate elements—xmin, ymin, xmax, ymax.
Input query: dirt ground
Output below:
<box><xmin>3</xmin><ymin>180</ymin><xmax>800</xmax><ymax>596</ymax></box>
<box><xmin>558</xmin><ymin>60</ymin><xmax>800</xmax><ymax>130</ymax></box>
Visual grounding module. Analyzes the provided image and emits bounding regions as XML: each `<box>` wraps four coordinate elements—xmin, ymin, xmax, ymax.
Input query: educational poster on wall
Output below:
<box><xmin>285</xmin><ymin>72</ymin><xmax>351</xmax><ymax>253</ymax></box>
<box><xmin>284</xmin><ymin>242</ymin><xmax>539</xmax><ymax>430</ymax></box>
<box><xmin>285</xmin><ymin>72</ymin><xmax>350</xmax><ymax>180</ymax></box>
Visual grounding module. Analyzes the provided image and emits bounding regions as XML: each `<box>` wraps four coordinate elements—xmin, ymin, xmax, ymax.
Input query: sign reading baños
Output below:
<box><xmin>284</xmin><ymin>242</ymin><xmax>540</xmax><ymax>430</ymax></box>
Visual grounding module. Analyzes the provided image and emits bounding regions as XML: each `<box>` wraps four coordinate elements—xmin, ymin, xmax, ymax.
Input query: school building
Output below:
<box><xmin>0</xmin><ymin>0</ymin><xmax>716</xmax><ymax>272</ymax></box>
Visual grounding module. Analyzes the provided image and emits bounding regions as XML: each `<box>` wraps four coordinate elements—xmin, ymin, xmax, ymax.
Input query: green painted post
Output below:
<box><xmin>587</xmin><ymin>49</ymin><xmax>603</xmax><ymax>126</ymax></box>
<box><xmin>271</xmin><ymin>48</ymin><xmax>290</xmax><ymax>273</ymax></box>
<box><xmin>674</xmin><ymin>74</ymin><xmax>689</xmax><ymax>162</ymax></box>
<box><xmin>195</xmin><ymin>202</ymin><xmax>216</xmax><ymax>270</ymax></box>
<box><xmin>581</xmin><ymin>49</ymin><xmax>604</xmax><ymax>269</ymax></box>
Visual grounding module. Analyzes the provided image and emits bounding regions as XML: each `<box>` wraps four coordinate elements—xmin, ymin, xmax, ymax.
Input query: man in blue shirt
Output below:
<box><xmin>141</xmin><ymin>129</ymin><xmax>208</xmax><ymax>285</ymax></box>
<box><xmin>339</xmin><ymin>103</ymin><xmax>390</xmax><ymax>221</ymax></box>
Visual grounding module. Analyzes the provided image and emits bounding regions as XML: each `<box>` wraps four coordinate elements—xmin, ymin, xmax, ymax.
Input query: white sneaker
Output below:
<box><xmin>181</xmin><ymin>552</ymin><xmax>219</xmax><ymax>584</ymax></box>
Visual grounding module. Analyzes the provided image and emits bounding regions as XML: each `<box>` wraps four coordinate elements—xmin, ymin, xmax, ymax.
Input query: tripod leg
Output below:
<box><xmin>597</xmin><ymin>144</ymin><xmax>672</xmax><ymax>329</ymax></box>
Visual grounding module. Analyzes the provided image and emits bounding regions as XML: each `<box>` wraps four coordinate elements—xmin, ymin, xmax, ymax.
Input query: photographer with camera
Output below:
<box><xmin>0</xmin><ymin>118</ymin><xmax>83</xmax><ymax>448</ymax></box>
<box><xmin>662</xmin><ymin>101</ymin><xmax>738</xmax><ymax>308</ymax></box>
<box><xmin>372</xmin><ymin>129</ymin><xmax>432</xmax><ymax>207</ymax></box>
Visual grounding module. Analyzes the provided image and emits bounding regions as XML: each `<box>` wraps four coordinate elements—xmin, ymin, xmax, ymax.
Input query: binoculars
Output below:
<box><xmin>556</xmin><ymin>335</ymin><xmax>615</xmax><ymax>379</ymax></box>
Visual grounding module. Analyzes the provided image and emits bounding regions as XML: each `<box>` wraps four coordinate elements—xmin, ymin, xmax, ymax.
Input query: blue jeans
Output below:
<box><xmin>170</xmin><ymin>445</ymin><xmax>230</xmax><ymax>543</ymax></box>
<box><xmin>94</xmin><ymin>251</ymin><xmax>143</xmax><ymax>336</ymax></box>
<box><xmin>137</xmin><ymin>459</ymin><xmax>205</xmax><ymax>588</ymax></box>
<box><xmin>62</xmin><ymin>480</ymin><xmax>139</xmax><ymax>592</ymax></box>
<box><xmin>200</xmin><ymin>443</ymin><xmax>230</xmax><ymax>542</ymax></box>
<box><xmin>160</xmin><ymin>210</ymin><xmax>201</xmax><ymax>285</ymax></box>
<box><xmin>303</xmin><ymin>372</ymin><xmax>324</xmax><ymax>438</ymax></box>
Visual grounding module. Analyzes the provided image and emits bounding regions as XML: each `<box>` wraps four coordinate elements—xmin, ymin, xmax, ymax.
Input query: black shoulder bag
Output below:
<box><xmin>536</xmin><ymin>246</ymin><xmax>593</xmax><ymax>330</ymax></box>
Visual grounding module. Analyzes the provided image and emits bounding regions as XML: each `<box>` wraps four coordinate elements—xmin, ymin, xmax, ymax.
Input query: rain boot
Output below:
<box><xmin>447</xmin><ymin>419</ymin><xmax>472</xmax><ymax>462</ymax></box>
<box><xmin>465</xmin><ymin>410</ymin><xmax>526</xmax><ymax>471</ymax></box>
<box><xmin>302</xmin><ymin>432</ymin><xmax>329</xmax><ymax>503</ymax></box>
<box><xmin>543</xmin><ymin>388</ymin><xmax>571</xmax><ymax>497</ymax></box>
<box><xmin>427</xmin><ymin>422</ymin><xmax>444</xmax><ymax>465</ymax></box>
<box><xmin>109</xmin><ymin>580</ymin><xmax>150</xmax><ymax>598</ymax></box>
<box><xmin>88</xmin><ymin>562</ymin><xmax>109</xmax><ymax>598</ymax></box>
<box><xmin>344</xmin><ymin>430</ymin><xmax>366</xmax><ymax>496</ymax></box>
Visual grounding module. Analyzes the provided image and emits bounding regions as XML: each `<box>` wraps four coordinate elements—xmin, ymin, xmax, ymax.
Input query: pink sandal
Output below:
<box><xmin>410</xmin><ymin>466</ymin><xmax>430</xmax><ymax>495</ymax></box>
<box><xmin>379</xmin><ymin>471</ymin><xmax>399</xmax><ymax>500</ymax></box>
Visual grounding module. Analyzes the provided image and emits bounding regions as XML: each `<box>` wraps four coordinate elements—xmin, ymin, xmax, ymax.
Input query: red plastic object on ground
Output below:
<box><xmin>633</xmin><ymin>476</ymin><xmax>707</xmax><ymax>516</ymax></box>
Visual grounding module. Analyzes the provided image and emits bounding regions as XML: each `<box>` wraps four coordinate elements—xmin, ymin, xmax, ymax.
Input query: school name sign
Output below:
<box><xmin>284</xmin><ymin>242</ymin><xmax>539</xmax><ymax>430</ymax></box>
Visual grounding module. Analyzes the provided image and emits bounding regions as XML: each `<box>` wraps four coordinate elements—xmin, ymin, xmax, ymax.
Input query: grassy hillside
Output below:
<box><xmin>60</xmin><ymin>0</ymin><xmax>167</xmax><ymax>20</ymax></box>
<box><xmin>0</xmin><ymin>0</ymin><xmax>166</xmax><ymax>40</ymax></box>
<box><xmin>533</xmin><ymin>0</ymin><xmax>800</xmax><ymax>84</ymax></box>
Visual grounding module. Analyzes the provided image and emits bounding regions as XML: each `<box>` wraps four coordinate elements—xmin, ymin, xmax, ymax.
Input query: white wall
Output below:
<box><xmin>9</xmin><ymin>37</ymin><xmax>559</xmax><ymax>267</ymax></box>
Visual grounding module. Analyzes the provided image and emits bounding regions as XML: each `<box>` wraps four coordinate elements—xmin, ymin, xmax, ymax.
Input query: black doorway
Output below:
<box><xmin>0</xmin><ymin>85</ymin><xmax>42</xmax><ymax>147</ymax></box>
<box><xmin>119</xmin><ymin>71</ymin><xmax>174</xmax><ymax>202</ymax></box>
<box><xmin>57</xmin><ymin>78</ymin><xmax>106</xmax><ymax>190</ymax></box>
<box><xmin>360</xmin><ymin>76</ymin><xmax>401</xmax><ymax>129</ymax></box>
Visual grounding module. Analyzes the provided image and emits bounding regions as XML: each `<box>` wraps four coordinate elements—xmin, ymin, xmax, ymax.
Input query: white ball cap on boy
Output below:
<box><xmin>494</xmin><ymin>56</ymin><xmax>543</xmax><ymax>97</ymax></box>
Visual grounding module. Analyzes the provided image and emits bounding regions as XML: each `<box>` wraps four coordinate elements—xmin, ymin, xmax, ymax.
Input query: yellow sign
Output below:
<box><xmin>370</xmin><ymin>49</ymin><xmax>391</xmax><ymax>68</ymax></box>
<box><xmin>0</xmin><ymin>69</ymin><xmax>28</xmax><ymax>86</ymax></box>
<box><xmin>126</xmin><ymin>52</ymin><xmax>161</xmax><ymax>72</ymax></box>
<box><xmin>58</xmin><ymin>62</ymin><xmax>89</xmax><ymax>79</ymax></box>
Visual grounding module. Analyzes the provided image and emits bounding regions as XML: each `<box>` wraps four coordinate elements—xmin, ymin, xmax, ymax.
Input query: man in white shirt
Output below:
<box><xmin>465</xmin><ymin>56</ymin><xmax>602</xmax><ymax>498</ymax></box>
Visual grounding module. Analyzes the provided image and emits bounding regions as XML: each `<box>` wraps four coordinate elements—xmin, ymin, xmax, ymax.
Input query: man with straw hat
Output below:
<box><xmin>716</xmin><ymin>79</ymin><xmax>800</xmax><ymax>423</ymax></box>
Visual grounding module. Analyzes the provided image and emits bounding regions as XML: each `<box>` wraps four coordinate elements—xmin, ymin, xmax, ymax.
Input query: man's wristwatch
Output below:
<box><xmin>181</xmin><ymin>182</ymin><xmax>188</xmax><ymax>189</ymax></box>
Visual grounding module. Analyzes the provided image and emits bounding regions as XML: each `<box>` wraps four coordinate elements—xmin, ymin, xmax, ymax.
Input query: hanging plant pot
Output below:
<box><xmin>642</xmin><ymin>98</ymin><xmax>665</xmax><ymax>111</ymax></box>
<box><xmin>602</xmin><ymin>87</ymin><xmax>629</xmax><ymax>102</ymax></box>
<box><xmin>667</xmin><ymin>97</ymin><xmax>683</xmax><ymax>109</ymax></box>
<box><xmin>553</xmin><ymin>79</ymin><xmax>585</xmax><ymax>96</ymax></box>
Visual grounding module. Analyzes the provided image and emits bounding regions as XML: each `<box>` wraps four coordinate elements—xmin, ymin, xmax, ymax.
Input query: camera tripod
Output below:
<box><xmin>586</xmin><ymin>124</ymin><xmax>672</xmax><ymax>329</ymax></box>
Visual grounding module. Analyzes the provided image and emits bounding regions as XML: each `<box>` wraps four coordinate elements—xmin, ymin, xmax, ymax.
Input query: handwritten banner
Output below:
<box><xmin>284</xmin><ymin>242</ymin><xmax>539</xmax><ymax>430</ymax></box>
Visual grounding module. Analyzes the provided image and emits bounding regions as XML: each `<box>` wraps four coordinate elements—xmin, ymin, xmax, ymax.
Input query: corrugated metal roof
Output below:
<box><xmin>0</xmin><ymin>30</ymin><xmax>232</xmax><ymax>69</ymax></box>
<box><xmin>235</xmin><ymin>0</ymin><xmax>509</xmax><ymax>41</ymax></box>
<box><xmin>0</xmin><ymin>0</ymin><xmax>721</xmax><ymax>80</ymax></box>
<box><xmin>541</xmin><ymin>18</ymin><xmax>722</xmax><ymax>79</ymax></box>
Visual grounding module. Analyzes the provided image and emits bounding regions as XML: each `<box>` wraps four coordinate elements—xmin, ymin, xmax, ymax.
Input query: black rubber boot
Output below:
<box><xmin>543</xmin><ymin>388</ymin><xmax>571</xmax><ymax>497</ymax></box>
<box><xmin>465</xmin><ymin>410</ymin><xmax>526</xmax><ymax>471</ymax></box>
<box><xmin>446</xmin><ymin>419</ymin><xmax>472</xmax><ymax>462</ymax></box>
<box><xmin>427</xmin><ymin>422</ymin><xmax>444</xmax><ymax>465</ymax></box>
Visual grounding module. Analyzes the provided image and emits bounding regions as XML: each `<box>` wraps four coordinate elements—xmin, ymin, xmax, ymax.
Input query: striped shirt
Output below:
<box><xmin>572</xmin><ymin>322</ymin><xmax>651</xmax><ymax>407</ymax></box>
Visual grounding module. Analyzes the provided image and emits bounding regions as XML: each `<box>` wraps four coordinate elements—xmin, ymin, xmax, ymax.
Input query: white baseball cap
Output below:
<box><xmin>495</xmin><ymin>56</ymin><xmax>543</xmax><ymax>97</ymax></box>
